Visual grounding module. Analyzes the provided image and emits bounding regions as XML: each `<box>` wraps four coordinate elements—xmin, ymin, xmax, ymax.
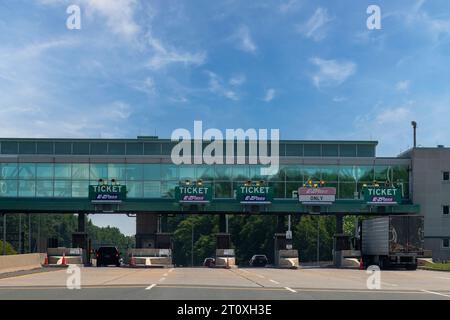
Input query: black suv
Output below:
<box><xmin>249</xmin><ymin>255</ymin><xmax>268</xmax><ymax>267</ymax></box>
<box><xmin>95</xmin><ymin>246</ymin><xmax>121</xmax><ymax>267</ymax></box>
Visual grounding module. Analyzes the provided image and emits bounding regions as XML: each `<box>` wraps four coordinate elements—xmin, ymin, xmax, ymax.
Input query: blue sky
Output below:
<box><xmin>1</xmin><ymin>0</ymin><xmax>450</xmax><ymax>234</ymax></box>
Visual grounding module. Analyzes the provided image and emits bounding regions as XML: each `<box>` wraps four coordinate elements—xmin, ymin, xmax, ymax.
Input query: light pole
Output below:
<box><xmin>191</xmin><ymin>223</ymin><xmax>194</xmax><ymax>267</ymax></box>
<box><xmin>2</xmin><ymin>214</ymin><xmax>6</xmax><ymax>256</ymax></box>
<box><xmin>316</xmin><ymin>217</ymin><xmax>320</xmax><ymax>265</ymax></box>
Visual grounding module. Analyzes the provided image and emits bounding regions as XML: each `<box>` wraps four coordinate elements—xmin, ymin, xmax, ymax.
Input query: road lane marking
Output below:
<box><xmin>163</xmin><ymin>273</ymin><xmax>168</xmax><ymax>277</ymax></box>
<box><xmin>159</xmin><ymin>277</ymin><xmax>166</xmax><ymax>282</ymax></box>
<box><xmin>256</xmin><ymin>274</ymin><xmax>265</xmax><ymax>279</ymax></box>
<box><xmin>381</xmin><ymin>282</ymin><xmax>398</xmax><ymax>287</ymax></box>
<box><xmin>285</xmin><ymin>287</ymin><xmax>297</xmax><ymax>293</ymax></box>
<box><xmin>421</xmin><ymin>290</ymin><xmax>450</xmax><ymax>298</ymax></box>
<box><xmin>169</xmin><ymin>269</ymin><xmax>174</xmax><ymax>273</ymax></box>
<box><xmin>269</xmin><ymin>279</ymin><xmax>280</xmax><ymax>284</ymax></box>
<box><xmin>435</xmin><ymin>277</ymin><xmax>450</xmax><ymax>280</ymax></box>
<box><xmin>145</xmin><ymin>284</ymin><xmax>156</xmax><ymax>291</ymax></box>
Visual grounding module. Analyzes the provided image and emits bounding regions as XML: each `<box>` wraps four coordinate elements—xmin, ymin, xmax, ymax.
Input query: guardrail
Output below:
<box><xmin>0</xmin><ymin>253</ymin><xmax>46</xmax><ymax>274</ymax></box>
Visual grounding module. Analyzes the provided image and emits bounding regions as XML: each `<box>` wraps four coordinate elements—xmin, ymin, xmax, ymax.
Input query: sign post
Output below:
<box><xmin>175</xmin><ymin>185</ymin><xmax>212</xmax><ymax>203</ymax></box>
<box><xmin>298</xmin><ymin>187</ymin><xmax>336</xmax><ymax>205</ymax></box>
<box><xmin>362</xmin><ymin>186</ymin><xmax>400</xmax><ymax>205</ymax></box>
<box><xmin>236</xmin><ymin>185</ymin><xmax>273</xmax><ymax>204</ymax></box>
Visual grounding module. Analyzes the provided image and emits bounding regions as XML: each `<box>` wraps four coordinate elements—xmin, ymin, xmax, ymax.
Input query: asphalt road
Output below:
<box><xmin>0</xmin><ymin>267</ymin><xmax>449</xmax><ymax>300</ymax></box>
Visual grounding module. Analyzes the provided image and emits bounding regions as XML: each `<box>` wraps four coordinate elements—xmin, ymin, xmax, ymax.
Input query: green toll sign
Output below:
<box><xmin>175</xmin><ymin>185</ymin><xmax>212</xmax><ymax>203</ymax></box>
<box><xmin>362</xmin><ymin>186</ymin><xmax>401</xmax><ymax>204</ymax></box>
<box><xmin>89</xmin><ymin>184</ymin><xmax>127</xmax><ymax>202</ymax></box>
<box><xmin>236</xmin><ymin>185</ymin><xmax>273</xmax><ymax>204</ymax></box>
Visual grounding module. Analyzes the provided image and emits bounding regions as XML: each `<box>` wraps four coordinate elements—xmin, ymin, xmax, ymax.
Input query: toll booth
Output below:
<box><xmin>333</xmin><ymin>234</ymin><xmax>361</xmax><ymax>268</ymax></box>
<box><xmin>215</xmin><ymin>233</ymin><xmax>235</xmax><ymax>268</ymax></box>
<box><xmin>274</xmin><ymin>232</ymin><xmax>299</xmax><ymax>268</ymax></box>
<box><xmin>155</xmin><ymin>233</ymin><xmax>173</xmax><ymax>249</ymax></box>
<box><xmin>72</xmin><ymin>232</ymin><xmax>89</xmax><ymax>265</ymax></box>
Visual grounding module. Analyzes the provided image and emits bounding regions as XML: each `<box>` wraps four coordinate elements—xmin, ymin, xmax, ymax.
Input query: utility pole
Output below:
<box><xmin>3</xmin><ymin>214</ymin><xmax>6</xmax><ymax>256</ymax></box>
<box><xmin>191</xmin><ymin>223</ymin><xmax>195</xmax><ymax>267</ymax></box>
<box><xmin>316</xmin><ymin>217</ymin><xmax>320</xmax><ymax>265</ymax></box>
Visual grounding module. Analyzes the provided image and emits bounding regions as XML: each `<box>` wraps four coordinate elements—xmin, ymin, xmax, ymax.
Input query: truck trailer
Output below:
<box><xmin>361</xmin><ymin>215</ymin><xmax>424</xmax><ymax>270</ymax></box>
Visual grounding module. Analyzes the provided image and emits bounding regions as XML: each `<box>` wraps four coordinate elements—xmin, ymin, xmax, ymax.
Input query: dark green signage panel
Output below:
<box><xmin>175</xmin><ymin>186</ymin><xmax>212</xmax><ymax>203</ymax></box>
<box><xmin>362</xmin><ymin>187</ymin><xmax>401</xmax><ymax>205</ymax></box>
<box><xmin>236</xmin><ymin>185</ymin><xmax>273</xmax><ymax>204</ymax></box>
<box><xmin>89</xmin><ymin>185</ymin><xmax>127</xmax><ymax>202</ymax></box>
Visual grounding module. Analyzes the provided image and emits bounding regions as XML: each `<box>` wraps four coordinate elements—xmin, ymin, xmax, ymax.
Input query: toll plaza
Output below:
<box><xmin>0</xmin><ymin>137</ymin><xmax>420</xmax><ymax>268</ymax></box>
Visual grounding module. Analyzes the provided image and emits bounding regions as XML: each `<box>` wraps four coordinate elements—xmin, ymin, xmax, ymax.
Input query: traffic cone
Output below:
<box><xmin>130</xmin><ymin>255</ymin><xmax>136</xmax><ymax>267</ymax></box>
<box><xmin>359</xmin><ymin>257</ymin><xmax>364</xmax><ymax>270</ymax></box>
<box><xmin>43</xmin><ymin>254</ymin><xmax>48</xmax><ymax>266</ymax></box>
<box><xmin>61</xmin><ymin>253</ymin><xmax>67</xmax><ymax>266</ymax></box>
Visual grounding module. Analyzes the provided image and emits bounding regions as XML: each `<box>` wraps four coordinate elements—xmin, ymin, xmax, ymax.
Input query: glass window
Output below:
<box><xmin>18</xmin><ymin>163</ymin><xmax>36</xmax><ymax>179</ymax></box>
<box><xmin>144</xmin><ymin>164</ymin><xmax>161</xmax><ymax>180</ymax></box>
<box><xmin>144</xmin><ymin>181</ymin><xmax>161</xmax><ymax>198</ymax></box>
<box><xmin>72</xmin><ymin>164</ymin><xmax>89</xmax><ymax>180</ymax></box>
<box><xmin>126</xmin><ymin>143</ymin><xmax>143</xmax><ymax>155</ymax></box>
<box><xmin>443</xmin><ymin>206</ymin><xmax>449</xmax><ymax>215</ymax></box>
<box><xmin>36</xmin><ymin>163</ymin><xmax>54</xmax><ymax>179</ymax></box>
<box><xmin>269</xmin><ymin>181</ymin><xmax>285</xmax><ymax>198</ymax></box>
<box><xmin>108</xmin><ymin>164</ymin><xmax>126</xmax><ymax>181</ymax></box>
<box><xmin>340</xmin><ymin>144</ymin><xmax>357</xmax><ymax>157</ymax></box>
<box><xmin>36</xmin><ymin>180</ymin><xmax>53</xmax><ymax>197</ymax></box>
<box><xmin>214</xmin><ymin>181</ymin><xmax>232</xmax><ymax>198</ymax></box>
<box><xmin>286</xmin><ymin>182</ymin><xmax>301</xmax><ymax>198</ymax></box>
<box><xmin>54</xmin><ymin>142</ymin><xmax>72</xmax><ymax>154</ymax></box>
<box><xmin>354</xmin><ymin>166</ymin><xmax>374</xmax><ymax>182</ymax></box>
<box><xmin>321</xmin><ymin>166</ymin><xmax>339</xmax><ymax>182</ymax></box>
<box><xmin>444</xmin><ymin>172</ymin><xmax>450</xmax><ymax>181</ymax></box>
<box><xmin>214</xmin><ymin>165</ymin><xmax>232</xmax><ymax>181</ymax></box>
<box><xmin>18</xmin><ymin>180</ymin><xmax>36</xmax><ymax>197</ymax></box>
<box><xmin>322</xmin><ymin>144</ymin><xmax>338</xmax><ymax>157</ymax></box>
<box><xmin>161</xmin><ymin>165</ymin><xmax>178</xmax><ymax>180</ymax></box>
<box><xmin>249</xmin><ymin>165</ymin><xmax>268</xmax><ymax>181</ymax></box>
<box><xmin>179</xmin><ymin>165</ymin><xmax>196</xmax><ymax>181</ymax></box>
<box><xmin>304</xmin><ymin>144</ymin><xmax>321</xmax><ymax>157</ymax></box>
<box><xmin>54</xmin><ymin>181</ymin><xmax>71</xmax><ymax>197</ymax></box>
<box><xmin>108</xmin><ymin>143</ymin><xmax>125</xmax><ymax>155</ymax></box>
<box><xmin>1</xmin><ymin>142</ymin><xmax>18</xmax><ymax>154</ymax></box>
<box><xmin>339</xmin><ymin>166</ymin><xmax>358</xmax><ymax>182</ymax></box>
<box><xmin>0</xmin><ymin>180</ymin><xmax>17</xmax><ymax>197</ymax></box>
<box><xmin>127</xmin><ymin>181</ymin><xmax>144</xmax><ymax>198</ymax></box>
<box><xmin>443</xmin><ymin>239</ymin><xmax>449</xmax><ymax>248</ymax></box>
<box><xmin>161</xmin><ymin>181</ymin><xmax>177</xmax><ymax>198</ymax></box>
<box><xmin>90</xmin><ymin>163</ymin><xmax>108</xmax><ymax>180</ymax></box>
<box><xmin>126</xmin><ymin>164</ymin><xmax>143</xmax><ymax>181</ymax></box>
<box><xmin>374</xmin><ymin>166</ymin><xmax>392</xmax><ymax>183</ymax></box>
<box><xmin>72</xmin><ymin>180</ymin><xmax>89</xmax><ymax>197</ymax></box>
<box><xmin>303</xmin><ymin>166</ymin><xmax>321</xmax><ymax>182</ymax></box>
<box><xmin>196</xmin><ymin>165</ymin><xmax>214</xmax><ymax>181</ymax></box>
<box><xmin>233</xmin><ymin>166</ymin><xmax>249</xmax><ymax>180</ymax></box>
<box><xmin>339</xmin><ymin>182</ymin><xmax>356</xmax><ymax>199</ymax></box>
<box><xmin>393</xmin><ymin>165</ymin><xmax>409</xmax><ymax>182</ymax></box>
<box><xmin>0</xmin><ymin>163</ymin><xmax>18</xmax><ymax>179</ymax></box>
<box><xmin>284</xmin><ymin>166</ymin><xmax>302</xmax><ymax>182</ymax></box>
<box><xmin>36</xmin><ymin>142</ymin><xmax>53</xmax><ymax>154</ymax></box>
<box><xmin>285</xmin><ymin>144</ymin><xmax>303</xmax><ymax>156</ymax></box>
<box><xmin>357</xmin><ymin>144</ymin><xmax>375</xmax><ymax>157</ymax></box>
<box><xmin>54</xmin><ymin>164</ymin><xmax>71</xmax><ymax>179</ymax></box>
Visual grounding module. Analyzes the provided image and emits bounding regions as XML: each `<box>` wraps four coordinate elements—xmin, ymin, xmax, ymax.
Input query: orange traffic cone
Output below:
<box><xmin>44</xmin><ymin>254</ymin><xmax>48</xmax><ymax>266</ymax></box>
<box><xmin>359</xmin><ymin>257</ymin><xmax>364</xmax><ymax>270</ymax></box>
<box><xmin>61</xmin><ymin>253</ymin><xmax>67</xmax><ymax>266</ymax></box>
<box><xmin>130</xmin><ymin>255</ymin><xmax>136</xmax><ymax>267</ymax></box>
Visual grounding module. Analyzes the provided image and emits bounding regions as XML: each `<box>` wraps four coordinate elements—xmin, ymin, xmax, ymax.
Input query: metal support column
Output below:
<box><xmin>28</xmin><ymin>214</ymin><xmax>31</xmax><ymax>253</ymax></box>
<box><xmin>2</xmin><ymin>214</ymin><xmax>6</xmax><ymax>256</ymax></box>
<box><xmin>18</xmin><ymin>214</ymin><xmax>22</xmax><ymax>254</ymax></box>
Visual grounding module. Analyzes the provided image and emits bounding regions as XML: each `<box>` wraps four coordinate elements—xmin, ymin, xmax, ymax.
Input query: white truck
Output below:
<box><xmin>361</xmin><ymin>215</ymin><xmax>424</xmax><ymax>270</ymax></box>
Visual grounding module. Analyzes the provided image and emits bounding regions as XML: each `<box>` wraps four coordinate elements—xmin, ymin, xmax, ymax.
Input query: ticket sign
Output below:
<box><xmin>298</xmin><ymin>187</ymin><xmax>336</xmax><ymax>205</ymax></box>
<box><xmin>362</xmin><ymin>187</ymin><xmax>400</xmax><ymax>205</ymax></box>
<box><xmin>89</xmin><ymin>184</ymin><xmax>127</xmax><ymax>202</ymax></box>
<box><xmin>175</xmin><ymin>186</ymin><xmax>212</xmax><ymax>203</ymax></box>
<box><xmin>236</xmin><ymin>185</ymin><xmax>273</xmax><ymax>204</ymax></box>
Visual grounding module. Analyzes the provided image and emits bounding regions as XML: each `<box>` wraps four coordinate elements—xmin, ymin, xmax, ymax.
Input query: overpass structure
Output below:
<box><xmin>0</xmin><ymin>137</ymin><xmax>420</xmax><ymax>264</ymax></box>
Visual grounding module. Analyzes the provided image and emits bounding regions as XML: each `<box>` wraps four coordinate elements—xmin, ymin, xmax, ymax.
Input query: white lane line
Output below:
<box><xmin>435</xmin><ymin>277</ymin><xmax>450</xmax><ymax>280</ymax></box>
<box><xmin>163</xmin><ymin>273</ymin><xmax>168</xmax><ymax>277</ymax></box>
<box><xmin>421</xmin><ymin>289</ymin><xmax>450</xmax><ymax>298</ymax></box>
<box><xmin>169</xmin><ymin>268</ymin><xmax>174</xmax><ymax>273</ymax></box>
<box><xmin>256</xmin><ymin>274</ymin><xmax>265</xmax><ymax>279</ymax></box>
<box><xmin>159</xmin><ymin>277</ymin><xmax>166</xmax><ymax>282</ymax></box>
<box><xmin>269</xmin><ymin>279</ymin><xmax>280</xmax><ymax>284</ymax></box>
<box><xmin>145</xmin><ymin>284</ymin><xmax>156</xmax><ymax>291</ymax></box>
<box><xmin>241</xmin><ymin>269</ymin><xmax>250</xmax><ymax>273</ymax></box>
<box><xmin>285</xmin><ymin>287</ymin><xmax>297</xmax><ymax>293</ymax></box>
<box><xmin>381</xmin><ymin>282</ymin><xmax>398</xmax><ymax>287</ymax></box>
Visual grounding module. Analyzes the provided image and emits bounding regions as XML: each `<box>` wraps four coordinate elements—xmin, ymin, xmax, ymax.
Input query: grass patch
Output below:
<box><xmin>423</xmin><ymin>262</ymin><xmax>450</xmax><ymax>271</ymax></box>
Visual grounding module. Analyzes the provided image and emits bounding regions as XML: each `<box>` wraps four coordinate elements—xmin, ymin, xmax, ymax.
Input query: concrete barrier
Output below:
<box><xmin>276</xmin><ymin>250</ymin><xmax>299</xmax><ymax>269</ymax></box>
<box><xmin>0</xmin><ymin>253</ymin><xmax>46</xmax><ymax>274</ymax></box>
<box><xmin>46</xmin><ymin>248</ymin><xmax>84</xmax><ymax>265</ymax></box>
<box><xmin>128</xmin><ymin>248</ymin><xmax>173</xmax><ymax>268</ymax></box>
<box><xmin>215</xmin><ymin>249</ymin><xmax>236</xmax><ymax>268</ymax></box>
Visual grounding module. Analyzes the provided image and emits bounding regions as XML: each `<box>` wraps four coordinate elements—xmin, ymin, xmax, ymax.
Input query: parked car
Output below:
<box><xmin>249</xmin><ymin>255</ymin><xmax>268</xmax><ymax>267</ymax></box>
<box><xmin>96</xmin><ymin>246</ymin><xmax>121</xmax><ymax>267</ymax></box>
<box><xmin>203</xmin><ymin>257</ymin><xmax>215</xmax><ymax>267</ymax></box>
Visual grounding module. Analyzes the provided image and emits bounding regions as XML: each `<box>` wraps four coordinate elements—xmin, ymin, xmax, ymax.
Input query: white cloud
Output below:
<box><xmin>375</xmin><ymin>107</ymin><xmax>410</xmax><ymax>125</ymax></box>
<box><xmin>297</xmin><ymin>7</ymin><xmax>332</xmax><ymax>41</ymax></box>
<box><xmin>206</xmin><ymin>71</ymin><xmax>239</xmax><ymax>101</ymax></box>
<box><xmin>310</xmin><ymin>57</ymin><xmax>356</xmax><ymax>88</ymax></box>
<box><xmin>233</xmin><ymin>25</ymin><xmax>257</xmax><ymax>53</ymax></box>
<box><xmin>147</xmin><ymin>35</ymin><xmax>206</xmax><ymax>70</ymax></box>
<box><xmin>279</xmin><ymin>0</ymin><xmax>302</xmax><ymax>14</ymax></box>
<box><xmin>263</xmin><ymin>88</ymin><xmax>276</xmax><ymax>102</ymax></box>
<box><xmin>229</xmin><ymin>74</ymin><xmax>246</xmax><ymax>86</ymax></box>
<box><xmin>396</xmin><ymin>80</ymin><xmax>410</xmax><ymax>92</ymax></box>
<box><xmin>333</xmin><ymin>96</ymin><xmax>347</xmax><ymax>103</ymax></box>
